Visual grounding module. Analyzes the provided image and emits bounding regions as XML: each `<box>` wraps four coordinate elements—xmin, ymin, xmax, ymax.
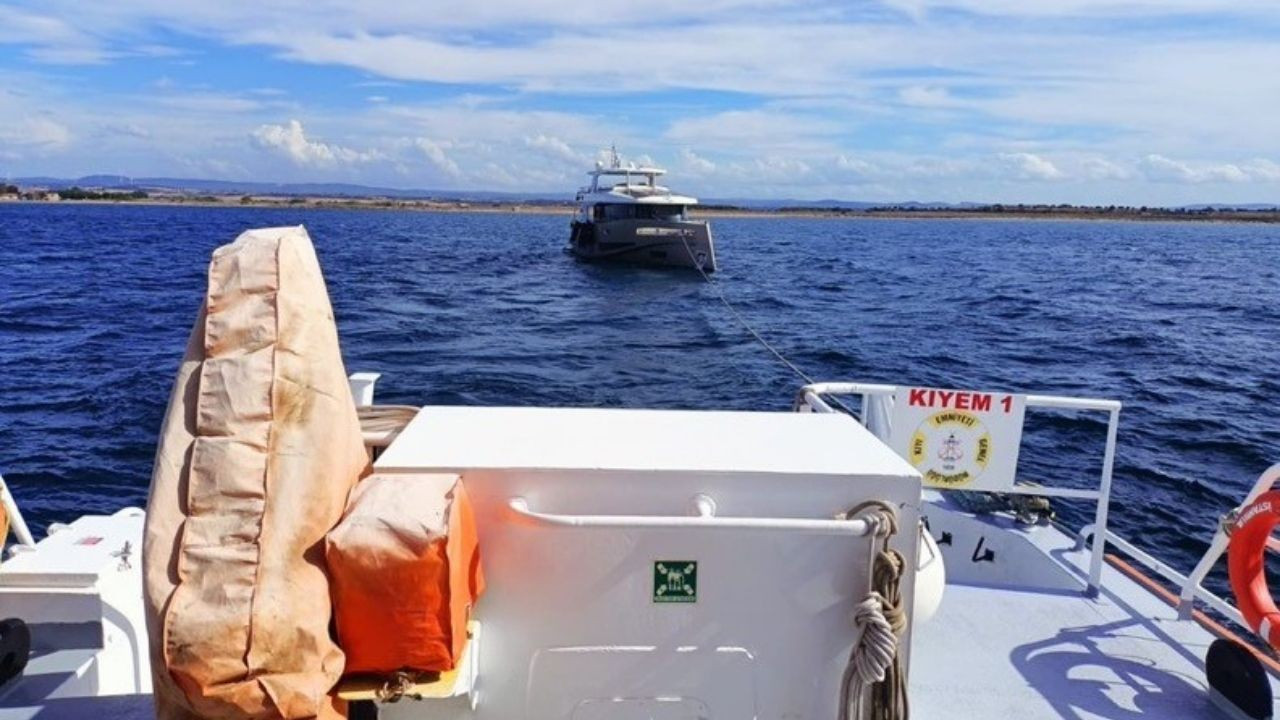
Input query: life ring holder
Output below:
<box><xmin>1227</xmin><ymin>490</ymin><xmax>1280</xmax><ymax>648</ymax></box>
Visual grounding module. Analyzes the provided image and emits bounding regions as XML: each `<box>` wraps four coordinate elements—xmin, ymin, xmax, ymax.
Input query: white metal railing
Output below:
<box><xmin>508</xmin><ymin>495</ymin><xmax>878</xmax><ymax>536</ymax></box>
<box><xmin>0</xmin><ymin>472</ymin><xmax>36</xmax><ymax>548</ymax></box>
<box><xmin>1176</xmin><ymin>463</ymin><xmax>1280</xmax><ymax>621</ymax></box>
<box><xmin>795</xmin><ymin>381</ymin><xmax>1121</xmax><ymax>595</ymax></box>
<box><xmin>1075</xmin><ymin>524</ymin><xmax>1246</xmax><ymax>627</ymax></box>
<box><xmin>1072</xmin><ymin>463</ymin><xmax>1280</xmax><ymax>641</ymax></box>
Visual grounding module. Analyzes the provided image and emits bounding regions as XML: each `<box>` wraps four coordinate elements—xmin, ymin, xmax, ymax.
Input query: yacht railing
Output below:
<box><xmin>795</xmin><ymin>381</ymin><xmax>1120</xmax><ymax>595</ymax></box>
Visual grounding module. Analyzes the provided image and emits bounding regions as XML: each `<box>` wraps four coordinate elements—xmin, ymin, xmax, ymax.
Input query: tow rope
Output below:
<box><xmin>679</xmin><ymin>234</ymin><xmax>817</xmax><ymax>386</ymax></box>
<box><xmin>677</xmin><ymin>235</ymin><xmax>860</xmax><ymax>416</ymax></box>
<box><xmin>678</xmin><ymin>237</ymin><xmax>907</xmax><ymax>718</ymax></box>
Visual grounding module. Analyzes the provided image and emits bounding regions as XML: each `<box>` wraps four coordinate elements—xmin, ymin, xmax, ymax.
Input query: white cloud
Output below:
<box><xmin>835</xmin><ymin>154</ymin><xmax>877</xmax><ymax>176</ymax></box>
<box><xmin>1242</xmin><ymin>159</ymin><xmax>1280</xmax><ymax>181</ymax></box>
<box><xmin>665</xmin><ymin>110</ymin><xmax>841</xmax><ymax>153</ymax></box>
<box><xmin>1080</xmin><ymin>157</ymin><xmax>1131</xmax><ymax>180</ymax></box>
<box><xmin>4</xmin><ymin>1</ymin><xmax>1280</xmax><ymax>203</ymax></box>
<box><xmin>524</xmin><ymin>134</ymin><xmax>584</xmax><ymax>166</ymax></box>
<box><xmin>680</xmin><ymin>149</ymin><xmax>717</xmax><ymax>175</ymax></box>
<box><xmin>0</xmin><ymin>117</ymin><xmax>72</xmax><ymax>151</ymax></box>
<box><xmin>1139</xmin><ymin>154</ymin><xmax>1248</xmax><ymax>183</ymax></box>
<box><xmin>898</xmin><ymin>85</ymin><xmax>956</xmax><ymax>108</ymax></box>
<box><xmin>0</xmin><ymin>6</ymin><xmax>111</xmax><ymax>64</ymax></box>
<box><xmin>880</xmin><ymin>0</ymin><xmax>1280</xmax><ymax>18</ymax></box>
<box><xmin>250</xmin><ymin>119</ymin><xmax>378</xmax><ymax>166</ymax></box>
<box><xmin>999</xmin><ymin>152</ymin><xmax>1063</xmax><ymax>180</ymax></box>
<box><xmin>101</xmin><ymin>122</ymin><xmax>150</xmax><ymax>139</ymax></box>
<box><xmin>159</xmin><ymin>93</ymin><xmax>266</xmax><ymax>114</ymax></box>
<box><xmin>413</xmin><ymin>138</ymin><xmax>460</xmax><ymax>177</ymax></box>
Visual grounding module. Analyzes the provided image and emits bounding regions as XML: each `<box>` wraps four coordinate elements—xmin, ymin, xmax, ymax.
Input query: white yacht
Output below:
<box><xmin>569</xmin><ymin>149</ymin><xmax>717</xmax><ymax>272</ymax></box>
<box><xmin>2</xmin><ymin>226</ymin><xmax>1278</xmax><ymax>720</ymax></box>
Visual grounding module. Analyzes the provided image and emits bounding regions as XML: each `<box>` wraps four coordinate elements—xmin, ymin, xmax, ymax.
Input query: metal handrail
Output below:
<box><xmin>1077</xmin><ymin>524</ymin><xmax>1246</xmax><ymax>627</ymax></box>
<box><xmin>508</xmin><ymin>496</ymin><xmax>876</xmax><ymax>536</ymax></box>
<box><xmin>1177</xmin><ymin>462</ymin><xmax>1280</xmax><ymax>619</ymax></box>
<box><xmin>796</xmin><ymin>381</ymin><xmax>1121</xmax><ymax>595</ymax></box>
<box><xmin>0</xmin><ymin>473</ymin><xmax>35</xmax><ymax>547</ymax></box>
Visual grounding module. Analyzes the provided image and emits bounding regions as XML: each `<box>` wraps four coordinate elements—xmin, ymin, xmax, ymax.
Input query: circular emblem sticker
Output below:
<box><xmin>907</xmin><ymin>410</ymin><xmax>992</xmax><ymax>487</ymax></box>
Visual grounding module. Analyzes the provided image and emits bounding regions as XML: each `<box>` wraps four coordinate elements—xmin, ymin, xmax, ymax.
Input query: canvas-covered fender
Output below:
<box><xmin>143</xmin><ymin>226</ymin><xmax>369</xmax><ymax>719</ymax></box>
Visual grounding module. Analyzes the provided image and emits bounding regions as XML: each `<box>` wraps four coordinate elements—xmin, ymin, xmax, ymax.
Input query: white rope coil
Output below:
<box><xmin>840</xmin><ymin>502</ymin><xmax>909</xmax><ymax>720</ymax></box>
<box><xmin>851</xmin><ymin>594</ymin><xmax>898</xmax><ymax>685</ymax></box>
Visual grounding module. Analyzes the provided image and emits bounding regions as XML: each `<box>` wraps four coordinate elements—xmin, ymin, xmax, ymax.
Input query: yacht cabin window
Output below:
<box><xmin>593</xmin><ymin>204</ymin><xmax>687</xmax><ymax>222</ymax></box>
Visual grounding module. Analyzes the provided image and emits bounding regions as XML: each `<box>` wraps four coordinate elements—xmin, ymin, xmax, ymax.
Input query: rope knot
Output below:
<box><xmin>851</xmin><ymin>594</ymin><xmax>898</xmax><ymax>685</ymax></box>
<box><xmin>847</xmin><ymin>500</ymin><xmax>899</xmax><ymax>538</ymax></box>
<box><xmin>840</xmin><ymin>502</ymin><xmax>909</xmax><ymax>720</ymax></box>
<box><xmin>375</xmin><ymin>671</ymin><xmax>415</xmax><ymax>703</ymax></box>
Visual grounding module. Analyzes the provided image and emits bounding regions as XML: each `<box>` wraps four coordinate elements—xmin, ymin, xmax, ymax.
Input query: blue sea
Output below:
<box><xmin>1</xmin><ymin>203</ymin><xmax>1278</xmax><ymax>593</ymax></box>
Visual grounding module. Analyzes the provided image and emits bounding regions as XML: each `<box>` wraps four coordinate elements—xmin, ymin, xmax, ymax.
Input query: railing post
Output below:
<box><xmin>1</xmin><ymin>473</ymin><xmax>36</xmax><ymax>547</ymax></box>
<box><xmin>1086</xmin><ymin>406</ymin><xmax>1121</xmax><ymax>596</ymax></box>
<box><xmin>348</xmin><ymin>372</ymin><xmax>381</xmax><ymax>408</ymax></box>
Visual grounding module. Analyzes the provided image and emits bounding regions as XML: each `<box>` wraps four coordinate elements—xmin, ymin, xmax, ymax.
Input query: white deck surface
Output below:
<box><xmin>376</xmin><ymin>406</ymin><xmax>920</xmax><ymax>477</ymax></box>
<box><xmin>911</xmin><ymin>509</ymin><xmax>1279</xmax><ymax>719</ymax></box>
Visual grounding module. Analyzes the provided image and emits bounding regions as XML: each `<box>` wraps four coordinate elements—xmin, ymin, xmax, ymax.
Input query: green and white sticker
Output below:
<box><xmin>653</xmin><ymin>561</ymin><xmax>697</xmax><ymax>603</ymax></box>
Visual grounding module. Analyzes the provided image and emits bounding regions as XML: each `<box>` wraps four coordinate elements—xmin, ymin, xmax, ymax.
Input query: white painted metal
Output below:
<box><xmin>1077</xmin><ymin>524</ymin><xmax>1248</xmax><ymax>627</ymax></box>
<box><xmin>1086</xmin><ymin>406</ymin><xmax>1121</xmax><ymax>594</ymax></box>
<box><xmin>5</xmin><ymin>373</ymin><xmax>1278</xmax><ymax>719</ymax></box>
<box><xmin>909</xmin><ymin>513</ymin><xmax>1261</xmax><ymax>719</ymax></box>
<box><xmin>508</xmin><ymin>496</ymin><xmax>877</xmax><ymax>535</ymax></box>
<box><xmin>373</xmin><ymin>405</ymin><xmax>923</xmax><ymax>719</ymax></box>
<box><xmin>798</xmin><ymin>381</ymin><xmax>1122</xmax><ymax>594</ymax></box>
<box><xmin>377</xmin><ymin>405</ymin><xmax>919</xmax><ymax>478</ymax></box>
<box><xmin>0</xmin><ymin>474</ymin><xmax>34</xmax><ymax>548</ymax></box>
<box><xmin>348</xmin><ymin>371</ymin><xmax>382</xmax><ymax>408</ymax></box>
<box><xmin>0</xmin><ymin>507</ymin><xmax>151</xmax><ymax>701</ymax></box>
<box><xmin>579</xmin><ymin>161</ymin><xmax>698</xmax><ymax>207</ymax></box>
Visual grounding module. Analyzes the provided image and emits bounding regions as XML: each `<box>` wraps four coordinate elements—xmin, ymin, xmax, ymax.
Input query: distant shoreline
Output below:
<box><xmin>5</xmin><ymin>195</ymin><xmax>1280</xmax><ymax>223</ymax></box>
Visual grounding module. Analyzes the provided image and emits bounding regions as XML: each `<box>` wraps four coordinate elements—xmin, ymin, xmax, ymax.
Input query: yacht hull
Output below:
<box><xmin>569</xmin><ymin>219</ymin><xmax>717</xmax><ymax>272</ymax></box>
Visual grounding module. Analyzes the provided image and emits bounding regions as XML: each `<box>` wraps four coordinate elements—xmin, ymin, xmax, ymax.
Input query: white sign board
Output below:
<box><xmin>888</xmin><ymin>386</ymin><xmax>1026</xmax><ymax>491</ymax></box>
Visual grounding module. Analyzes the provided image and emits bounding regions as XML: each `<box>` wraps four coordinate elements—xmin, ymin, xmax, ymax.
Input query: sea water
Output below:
<box><xmin>1</xmin><ymin>203</ymin><xmax>1277</xmax><ymax>594</ymax></box>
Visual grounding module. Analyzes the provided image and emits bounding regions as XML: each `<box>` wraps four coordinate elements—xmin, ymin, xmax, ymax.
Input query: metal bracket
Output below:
<box><xmin>971</xmin><ymin>536</ymin><xmax>995</xmax><ymax>563</ymax></box>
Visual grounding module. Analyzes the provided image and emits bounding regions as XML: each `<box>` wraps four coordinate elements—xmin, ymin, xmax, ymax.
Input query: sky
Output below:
<box><xmin>1</xmin><ymin>1</ymin><xmax>1279</xmax><ymax>204</ymax></box>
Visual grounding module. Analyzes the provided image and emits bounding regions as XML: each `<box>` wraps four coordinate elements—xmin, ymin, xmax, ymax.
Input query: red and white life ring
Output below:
<box><xmin>1228</xmin><ymin>490</ymin><xmax>1280</xmax><ymax>648</ymax></box>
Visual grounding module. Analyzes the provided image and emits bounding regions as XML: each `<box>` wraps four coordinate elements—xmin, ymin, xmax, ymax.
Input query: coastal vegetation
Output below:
<box><xmin>3</xmin><ymin>186</ymin><xmax>1278</xmax><ymax>222</ymax></box>
<box><xmin>57</xmin><ymin>187</ymin><xmax>149</xmax><ymax>201</ymax></box>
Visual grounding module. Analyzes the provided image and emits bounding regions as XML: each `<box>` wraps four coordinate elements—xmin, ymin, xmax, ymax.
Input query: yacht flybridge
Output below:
<box><xmin>4</xmin><ymin>226</ymin><xmax>1280</xmax><ymax>720</ymax></box>
<box><xmin>569</xmin><ymin>149</ymin><xmax>717</xmax><ymax>272</ymax></box>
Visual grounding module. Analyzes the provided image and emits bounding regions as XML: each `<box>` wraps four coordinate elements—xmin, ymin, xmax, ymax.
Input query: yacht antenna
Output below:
<box><xmin>610</xmin><ymin>143</ymin><xmax>620</xmax><ymax>169</ymax></box>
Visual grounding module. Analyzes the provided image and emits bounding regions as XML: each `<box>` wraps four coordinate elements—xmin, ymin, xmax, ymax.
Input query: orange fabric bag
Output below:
<box><xmin>325</xmin><ymin>474</ymin><xmax>484</xmax><ymax>674</ymax></box>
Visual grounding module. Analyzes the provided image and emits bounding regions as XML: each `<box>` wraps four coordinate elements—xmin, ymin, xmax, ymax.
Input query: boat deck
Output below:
<box><xmin>911</xmin><ymin>510</ymin><xmax>1277</xmax><ymax>719</ymax></box>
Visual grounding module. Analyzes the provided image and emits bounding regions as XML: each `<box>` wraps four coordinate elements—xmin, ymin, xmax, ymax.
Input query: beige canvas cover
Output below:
<box><xmin>143</xmin><ymin>226</ymin><xmax>370</xmax><ymax>719</ymax></box>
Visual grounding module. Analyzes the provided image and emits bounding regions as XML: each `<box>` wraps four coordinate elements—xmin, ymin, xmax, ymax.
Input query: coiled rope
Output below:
<box><xmin>678</xmin><ymin>235</ymin><xmax>906</xmax><ymax>719</ymax></box>
<box><xmin>839</xmin><ymin>501</ymin><xmax>909</xmax><ymax>720</ymax></box>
